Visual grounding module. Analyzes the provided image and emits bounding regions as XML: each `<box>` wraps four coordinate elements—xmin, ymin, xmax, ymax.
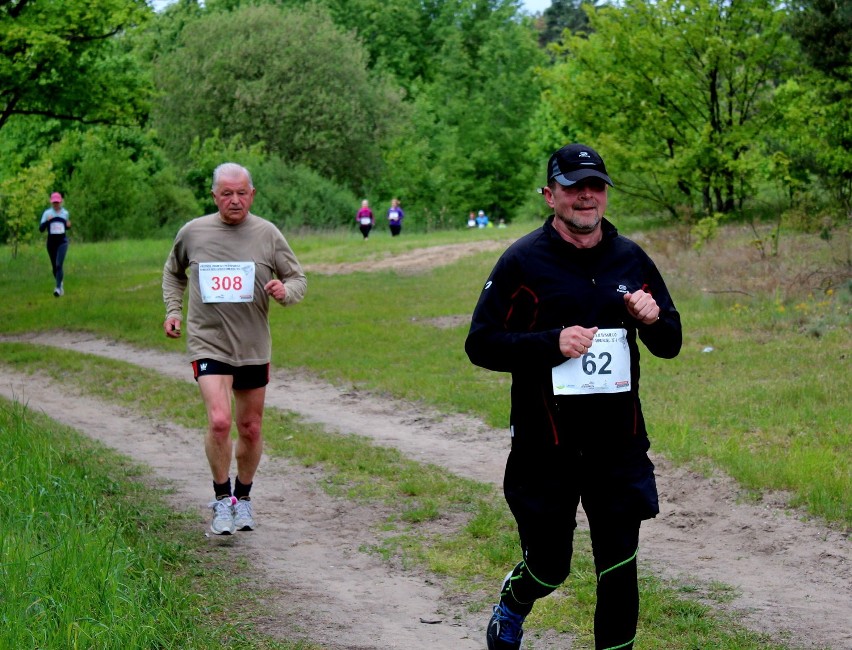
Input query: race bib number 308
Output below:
<box><xmin>552</xmin><ymin>328</ymin><xmax>631</xmax><ymax>395</ymax></box>
<box><xmin>198</xmin><ymin>261</ymin><xmax>255</xmax><ymax>303</ymax></box>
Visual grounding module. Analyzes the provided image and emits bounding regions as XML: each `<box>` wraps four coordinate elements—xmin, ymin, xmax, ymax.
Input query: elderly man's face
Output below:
<box><xmin>212</xmin><ymin>171</ymin><xmax>256</xmax><ymax>224</ymax></box>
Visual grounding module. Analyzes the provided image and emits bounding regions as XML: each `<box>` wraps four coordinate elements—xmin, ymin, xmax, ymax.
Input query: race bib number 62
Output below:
<box><xmin>552</xmin><ymin>328</ymin><xmax>631</xmax><ymax>395</ymax></box>
<box><xmin>199</xmin><ymin>261</ymin><xmax>255</xmax><ymax>303</ymax></box>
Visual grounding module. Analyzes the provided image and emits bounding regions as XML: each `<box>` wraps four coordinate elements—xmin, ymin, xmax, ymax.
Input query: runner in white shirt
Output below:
<box><xmin>39</xmin><ymin>192</ymin><xmax>71</xmax><ymax>297</ymax></box>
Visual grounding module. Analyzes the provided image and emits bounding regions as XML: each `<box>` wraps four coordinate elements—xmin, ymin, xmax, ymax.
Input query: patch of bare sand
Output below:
<box><xmin>2</xmin><ymin>331</ymin><xmax>850</xmax><ymax>650</ymax></box>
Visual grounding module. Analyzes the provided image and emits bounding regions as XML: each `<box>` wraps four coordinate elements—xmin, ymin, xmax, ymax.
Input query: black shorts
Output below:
<box><xmin>192</xmin><ymin>359</ymin><xmax>270</xmax><ymax>390</ymax></box>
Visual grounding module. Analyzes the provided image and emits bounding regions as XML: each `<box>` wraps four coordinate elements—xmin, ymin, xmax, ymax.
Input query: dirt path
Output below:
<box><xmin>2</xmin><ymin>330</ymin><xmax>850</xmax><ymax>649</ymax></box>
<box><xmin>304</xmin><ymin>240</ymin><xmax>511</xmax><ymax>276</ymax></box>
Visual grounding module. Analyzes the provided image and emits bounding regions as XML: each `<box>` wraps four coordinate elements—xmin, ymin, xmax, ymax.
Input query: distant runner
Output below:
<box><xmin>39</xmin><ymin>191</ymin><xmax>71</xmax><ymax>297</ymax></box>
<box><xmin>356</xmin><ymin>199</ymin><xmax>374</xmax><ymax>239</ymax></box>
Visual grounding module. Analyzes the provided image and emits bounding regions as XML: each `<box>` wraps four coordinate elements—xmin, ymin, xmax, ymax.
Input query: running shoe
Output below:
<box><xmin>208</xmin><ymin>496</ymin><xmax>236</xmax><ymax>535</ymax></box>
<box><xmin>53</xmin><ymin>287</ymin><xmax>61</xmax><ymax>297</ymax></box>
<box><xmin>233</xmin><ymin>498</ymin><xmax>255</xmax><ymax>531</ymax></box>
<box><xmin>486</xmin><ymin>601</ymin><xmax>525</xmax><ymax>650</ymax></box>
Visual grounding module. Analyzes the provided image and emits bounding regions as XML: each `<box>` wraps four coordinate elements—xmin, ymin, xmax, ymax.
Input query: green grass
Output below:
<box><xmin>2</xmin><ymin>224</ymin><xmax>849</xmax><ymax>528</ymax></box>
<box><xmin>0</xmin><ymin>399</ymin><xmax>317</xmax><ymax>650</ymax></box>
<box><xmin>1</xmin><ymin>222</ymin><xmax>849</xmax><ymax>648</ymax></box>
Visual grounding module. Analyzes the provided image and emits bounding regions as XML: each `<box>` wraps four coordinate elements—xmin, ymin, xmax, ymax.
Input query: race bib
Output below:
<box><xmin>49</xmin><ymin>221</ymin><xmax>66</xmax><ymax>235</ymax></box>
<box><xmin>552</xmin><ymin>328</ymin><xmax>631</xmax><ymax>395</ymax></box>
<box><xmin>389</xmin><ymin>210</ymin><xmax>400</xmax><ymax>222</ymax></box>
<box><xmin>360</xmin><ymin>217</ymin><xmax>372</xmax><ymax>225</ymax></box>
<box><xmin>198</xmin><ymin>261</ymin><xmax>255</xmax><ymax>303</ymax></box>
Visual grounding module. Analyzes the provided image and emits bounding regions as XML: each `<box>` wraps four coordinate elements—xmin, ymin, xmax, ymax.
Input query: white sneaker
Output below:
<box><xmin>233</xmin><ymin>498</ymin><xmax>255</xmax><ymax>531</ymax></box>
<box><xmin>208</xmin><ymin>496</ymin><xmax>236</xmax><ymax>535</ymax></box>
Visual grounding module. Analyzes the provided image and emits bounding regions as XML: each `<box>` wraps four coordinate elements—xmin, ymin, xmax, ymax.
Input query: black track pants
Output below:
<box><xmin>48</xmin><ymin>240</ymin><xmax>68</xmax><ymax>288</ymax></box>
<box><xmin>502</xmin><ymin>472</ymin><xmax>643</xmax><ymax>650</ymax></box>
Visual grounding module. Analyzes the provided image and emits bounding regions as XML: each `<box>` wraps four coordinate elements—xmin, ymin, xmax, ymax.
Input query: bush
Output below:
<box><xmin>252</xmin><ymin>159</ymin><xmax>358</xmax><ymax>230</ymax></box>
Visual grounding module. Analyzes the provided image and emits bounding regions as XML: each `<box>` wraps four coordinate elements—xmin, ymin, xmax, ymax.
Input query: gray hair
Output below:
<box><xmin>211</xmin><ymin>163</ymin><xmax>254</xmax><ymax>190</ymax></box>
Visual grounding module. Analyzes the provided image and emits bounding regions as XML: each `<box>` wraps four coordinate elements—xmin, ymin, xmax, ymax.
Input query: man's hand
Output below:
<box><xmin>265</xmin><ymin>279</ymin><xmax>287</xmax><ymax>302</ymax></box>
<box><xmin>624</xmin><ymin>289</ymin><xmax>660</xmax><ymax>325</ymax></box>
<box><xmin>559</xmin><ymin>325</ymin><xmax>598</xmax><ymax>358</ymax></box>
<box><xmin>164</xmin><ymin>317</ymin><xmax>182</xmax><ymax>338</ymax></box>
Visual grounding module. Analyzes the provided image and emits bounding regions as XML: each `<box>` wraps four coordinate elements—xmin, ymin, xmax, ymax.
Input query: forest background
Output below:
<box><xmin>0</xmin><ymin>0</ymin><xmax>850</xmax><ymax>247</ymax></box>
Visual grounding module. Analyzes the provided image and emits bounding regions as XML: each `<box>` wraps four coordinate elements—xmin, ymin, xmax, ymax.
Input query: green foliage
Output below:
<box><xmin>773</xmin><ymin>73</ymin><xmax>852</xmax><ymax>219</ymax></box>
<box><xmin>0</xmin><ymin>0</ymin><xmax>153</xmax><ymax>130</ymax></box>
<box><xmin>48</xmin><ymin>130</ymin><xmax>199</xmax><ymax>241</ymax></box>
<box><xmin>183</xmin><ymin>130</ymin><xmax>269</xmax><ymax>212</ymax></box>
<box><xmin>690</xmin><ymin>214</ymin><xmax>720</xmax><ymax>252</ymax></box>
<box><xmin>152</xmin><ymin>2</ymin><xmax>402</xmax><ymax>194</ymax></box>
<box><xmin>0</xmin><ymin>159</ymin><xmax>54</xmax><ymax>255</ymax></box>
<box><xmin>252</xmin><ymin>159</ymin><xmax>359</xmax><ymax>230</ymax></box>
<box><xmin>181</xmin><ymin>131</ymin><xmax>358</xmax><ymax>229</ymax></box>
<box><xmin>542</xmin><ymin>0</ymin><xmax>800</xmax><ymax>219</ymax></box>
<box><xmin>375</xmin><ymin>2</ymin><xmax>547</xmax><ymax>225</ymax></box>
<box><xmin>68</xmin><ymin>136</ymin><xmax>148</xmax><ymax>240</ymax></box>
<box><xmin>321</xmin><ymin>0</ymin><xmax>434</xmax><ymax>89</ymax></box>
<box><xmin>2</xmin><ymin>0</ymin><xmax>851</xmax><ymax>242</ymax></box>
<box><xmin>788</xmin><ymin>0</ymin><xmax>852</xmax><ymax>83</ymax></box>
<box><xmin>144</xmin><ymin>166</ymin><xmax>205</xmax><ymax>235</ymax></box>
<box><xmin>538</xmin><ymin>0</ymin><xmax>601</xmax><ymax>45</ymax></box>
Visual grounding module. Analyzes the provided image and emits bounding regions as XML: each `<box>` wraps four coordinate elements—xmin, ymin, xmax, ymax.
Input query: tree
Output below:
<box><xmin>0</xmin><ymin>0</ymin><xmax>152</xmax><ymax>131</ymax></box>
<box><xmin>781</xmin><ymin>0</ymin><xmax>852</xmax><ymax>216</ymax></box>
<box><xmin>320</xmin><ymin>0</ymin><xmax>435</xmax><ymax>93</ymax></box>
<box><xmin>538</xmin><ymin>0</ymin><xmax>601</xmax><ymax>46</ymax></box>
<box><xmin>152</xmin><ymin>3</ymin><xmax>403</xmax><ymax>194</ymax></box>
<box><xmin>788</xmin><ymin>0</ymin><xmax>852</xmax><ymax>83</ymax></box>
<box><xmin>0</xmin><ymin>159</ymin><xmax>53</xmax><ymax>256</ymax></box>
<box><xmin>374</xmin><ymin>0</ymin><xmax>547</xmax><ymax>223</ymax></box>
<box><xmin>541</xmin><ymin>0</ymin><xmax>800</xmax><ymax>218</ymax></box>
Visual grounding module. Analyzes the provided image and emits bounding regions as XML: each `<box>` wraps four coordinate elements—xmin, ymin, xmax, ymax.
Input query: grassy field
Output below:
<box><xmin>0</xmin><ymin>399</ymin><xmax>318</xmax><ymax>650</ymax></box>
<box><xmin>1</xmin><ymin>220</ymin><xmax>849</xmax><ymax>648</ymax></box>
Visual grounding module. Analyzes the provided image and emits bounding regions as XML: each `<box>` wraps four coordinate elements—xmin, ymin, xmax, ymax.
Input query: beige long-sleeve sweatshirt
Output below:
<box><xmin>162</xmin><ymin>212</ymin><xmax>307</xmax><ymax>366</ymax></box>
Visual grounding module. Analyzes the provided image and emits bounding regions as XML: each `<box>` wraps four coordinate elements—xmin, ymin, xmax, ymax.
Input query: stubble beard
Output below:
<box><xmin>556</xmin><ymin>210</ymin><xmax>600</xmax><ymax>235</ymax></box>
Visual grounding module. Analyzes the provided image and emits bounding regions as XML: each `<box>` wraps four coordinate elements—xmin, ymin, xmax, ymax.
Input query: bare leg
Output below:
<box><xmin>233</xmin><ymin>386</ymin><xmax>266</xmax><ymax>484</ymax></box>
<box><xmin>197</xmin><ymin>374</ymin><xmax>235</xmax><ymax>483</ymax></box>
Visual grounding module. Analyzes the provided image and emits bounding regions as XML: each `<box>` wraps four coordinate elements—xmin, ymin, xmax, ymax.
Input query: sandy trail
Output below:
<box><xmin>1</xmin><ymin>329</ymin><xmax>849</xmax><ymax>649</ymax></box>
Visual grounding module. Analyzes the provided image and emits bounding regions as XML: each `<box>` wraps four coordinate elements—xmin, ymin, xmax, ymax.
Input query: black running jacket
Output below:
<box><xmin>465</xmin><ymin>216</ymin><xmax>682</xmax><ymax>463</ymax></box>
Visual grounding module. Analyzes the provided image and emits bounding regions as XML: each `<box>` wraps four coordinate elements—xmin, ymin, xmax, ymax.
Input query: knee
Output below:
<box><xmin>528</xmin><ymin>555</ymin><xmax>572</xmax><ymax>591</ymax></box>
<box><xmin>508</xmin><ymin>557</ymin><xmax>571</xmax><ymax>604</ymax></box>
<box><xmin>207</xmin><ymin>412</ymin><xmax>233</xmax><ymax>440</ymax></box>
<box><xmin>236</xmin><ymin>417</ymin><xmax>262</xmax><ymax>443</ymax></box>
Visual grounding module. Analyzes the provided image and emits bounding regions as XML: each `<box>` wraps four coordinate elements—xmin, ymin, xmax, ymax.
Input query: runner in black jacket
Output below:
<box><xmin>467</xmin><ymin>143</ymin><xmax>682</xmax><ymax>650</ymax></box>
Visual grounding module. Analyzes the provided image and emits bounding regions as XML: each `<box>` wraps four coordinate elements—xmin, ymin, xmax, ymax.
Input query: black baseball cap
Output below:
<box><xmin>546</xmin><ymin>143</ymin><xmax>613</xmax><ymax>188</ymax></box>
